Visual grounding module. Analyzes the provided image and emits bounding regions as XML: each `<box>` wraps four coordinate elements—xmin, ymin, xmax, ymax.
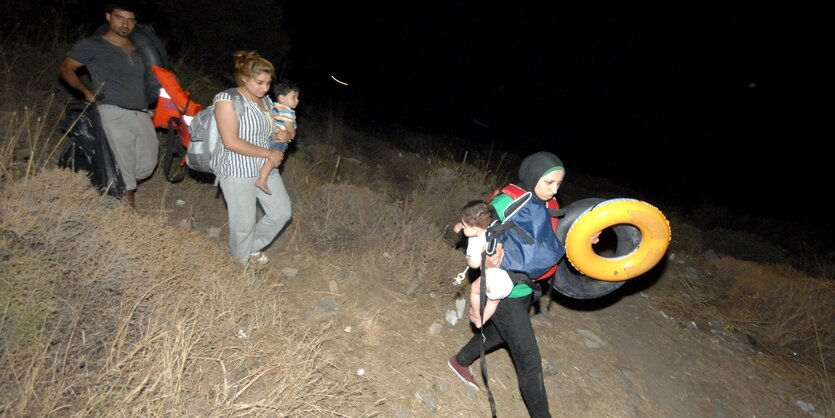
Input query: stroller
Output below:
<box><xmin>150</xmin><ymin>65</ymin><xmax>204</xmax><ymax>182</ymax></box>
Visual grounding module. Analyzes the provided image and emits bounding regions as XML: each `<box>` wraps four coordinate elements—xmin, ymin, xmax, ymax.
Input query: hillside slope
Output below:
<box><xmin>1</xmin><ymin>124</ymin><xmax>831</xmax><ymax>418</ymax></box>
<box><xmin>130</xmin><ymin>130</ymin><xmax>831</xmax><ymax>417</ymax></box>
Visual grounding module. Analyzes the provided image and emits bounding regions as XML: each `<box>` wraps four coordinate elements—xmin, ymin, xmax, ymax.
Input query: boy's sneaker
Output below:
<box><xmin>448</xmin><ymin>356</ymin><xmax>479</xmax><ymax>391</ymax></box>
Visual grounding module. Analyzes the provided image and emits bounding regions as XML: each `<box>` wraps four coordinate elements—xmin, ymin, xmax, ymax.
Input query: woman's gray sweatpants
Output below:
<box><xmin>218</xmin><ymin>172</ymin><xmax>292</xmax><ymax>263</ymax></box>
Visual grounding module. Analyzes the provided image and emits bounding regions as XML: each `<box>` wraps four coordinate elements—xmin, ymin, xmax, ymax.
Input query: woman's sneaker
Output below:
<box><xmin>448</xmin><ymin>356</ymin><xmax>479</xmax><ymax>391</ymax></box>
<box><xmin>249</xmin><ymin>251</ymin><xmax>269</xmax><ymax>265</ymax></box>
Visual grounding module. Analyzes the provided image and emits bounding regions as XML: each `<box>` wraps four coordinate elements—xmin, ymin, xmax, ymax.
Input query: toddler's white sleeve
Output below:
<box><xmin>484</xmin><ymin>268</ymin><xmax>513</xmax><ymax>300</ymax></box>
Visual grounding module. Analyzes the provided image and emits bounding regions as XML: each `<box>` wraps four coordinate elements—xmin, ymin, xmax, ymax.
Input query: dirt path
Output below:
<box><xmin>264</xmin><ymin>249</ymin><xmax>811</xmax><ymax>418</ymax></box>
<box><xmin>576</xmin><ymin>291</ymin><xmax>774</xmax><ymax>418</ymax></box>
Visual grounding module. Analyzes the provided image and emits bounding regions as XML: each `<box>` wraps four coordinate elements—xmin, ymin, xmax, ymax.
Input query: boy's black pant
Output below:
<box><xmin>455</xmin><ymin>294</ymin><xmax>551</xmax><ymax>418</ymax></box>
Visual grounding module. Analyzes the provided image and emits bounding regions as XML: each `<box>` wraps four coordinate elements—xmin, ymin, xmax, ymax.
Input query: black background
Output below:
<box><xmin>278</xmin><ymin>2</ymin><xmax>831</xmax><ymax>226</ymax></box>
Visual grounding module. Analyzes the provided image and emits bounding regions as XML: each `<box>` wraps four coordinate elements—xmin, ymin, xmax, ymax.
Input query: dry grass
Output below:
<box><xmin>714</xmin><ymin>260</ymin><xmax>834</xmax><ymax>363</ymax></box>
<box><xmin>286</xmin><ymin>169</ymin><xmax>460</xmax><ymax>299</ymax></box>
<box><xmin>0</xmin><ymin>94</ymin><xmax>68</xmax><ymax>183</ymax></box>
<box><xmin>653</xmin><ymin>255</ymin><xmax>834</xmax><ymax>414</ymax></box>
<box><xmin>0</xmin><ymin>170</ymin><xmax>375</xmax><ymax>416</ymax></box>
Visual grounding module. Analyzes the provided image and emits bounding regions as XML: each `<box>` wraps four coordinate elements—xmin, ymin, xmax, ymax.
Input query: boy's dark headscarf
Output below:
<box><xmin>518</xmin><ymin>151</ymin><xmax>564</xmax><ymax>194</ymax></box>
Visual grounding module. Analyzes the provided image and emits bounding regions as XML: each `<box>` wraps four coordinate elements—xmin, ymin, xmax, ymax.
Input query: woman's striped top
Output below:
<box><xmin>211</xmin><ymin>88</ymin><xmax>275</xmax><ymax>178</ymax></box>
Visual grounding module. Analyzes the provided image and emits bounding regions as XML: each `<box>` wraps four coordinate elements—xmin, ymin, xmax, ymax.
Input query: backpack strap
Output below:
<box><xmin>479</xmin><ymin>216</ymin><xmax>529</xmax><ymax>417</ymax></box>
<box><xmin>478</xmin><ymin>250</ymin><xmax>498</xmax><ymax>417</ymax></box>
<box><xmin>162</xmin><ymin>117</ymin><xmax>186</xmax><ymax>183</ymax></box>
<box><xmin>547</xmin><ymin>200</ymin><xmax>565</xmax><ymax>228</ymax></box>
<box><xmin>486</xmin><ymin>221</ymin><xmax>533</xmax><ymax>248</ymax></box>
<box><xmin>183</xmin><ymin>96</ymin><xmax>193</xmax><ymax>116</ymax></box>
<box><xmin>225</xmin><ymin>87</ymin><xmax>247</xmax><ymax>117</ymax></box>
<box><xmin>211</xmin><ymin>88</ymin><xmax>247</xmax><ymax>157</ymax></box>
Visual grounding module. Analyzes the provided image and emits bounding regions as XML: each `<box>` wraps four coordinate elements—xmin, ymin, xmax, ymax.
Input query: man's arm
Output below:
<box><xmin>58</xmin><ymin>57</ymin><xmax>96</xmax><ymax>102</ymax></box>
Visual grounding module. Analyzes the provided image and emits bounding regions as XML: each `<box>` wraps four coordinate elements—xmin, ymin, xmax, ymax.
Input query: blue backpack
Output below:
<box><xmin>484</xmin><ymin>184</ymin><xmax>565</xmax><ymax>282</ymax></box>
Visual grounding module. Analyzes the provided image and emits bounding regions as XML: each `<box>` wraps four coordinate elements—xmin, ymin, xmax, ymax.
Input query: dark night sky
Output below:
<box><xmin>278</xmin><ymin>2</ymin><xmax>831</xmax><ymax>227</ymax></box>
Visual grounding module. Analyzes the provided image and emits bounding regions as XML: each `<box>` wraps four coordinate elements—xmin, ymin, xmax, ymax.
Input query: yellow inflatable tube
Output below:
<box><xmin>564</xmin><ymin>198</ymin><xmax>671</xmax><ymax>281</ymax></box>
